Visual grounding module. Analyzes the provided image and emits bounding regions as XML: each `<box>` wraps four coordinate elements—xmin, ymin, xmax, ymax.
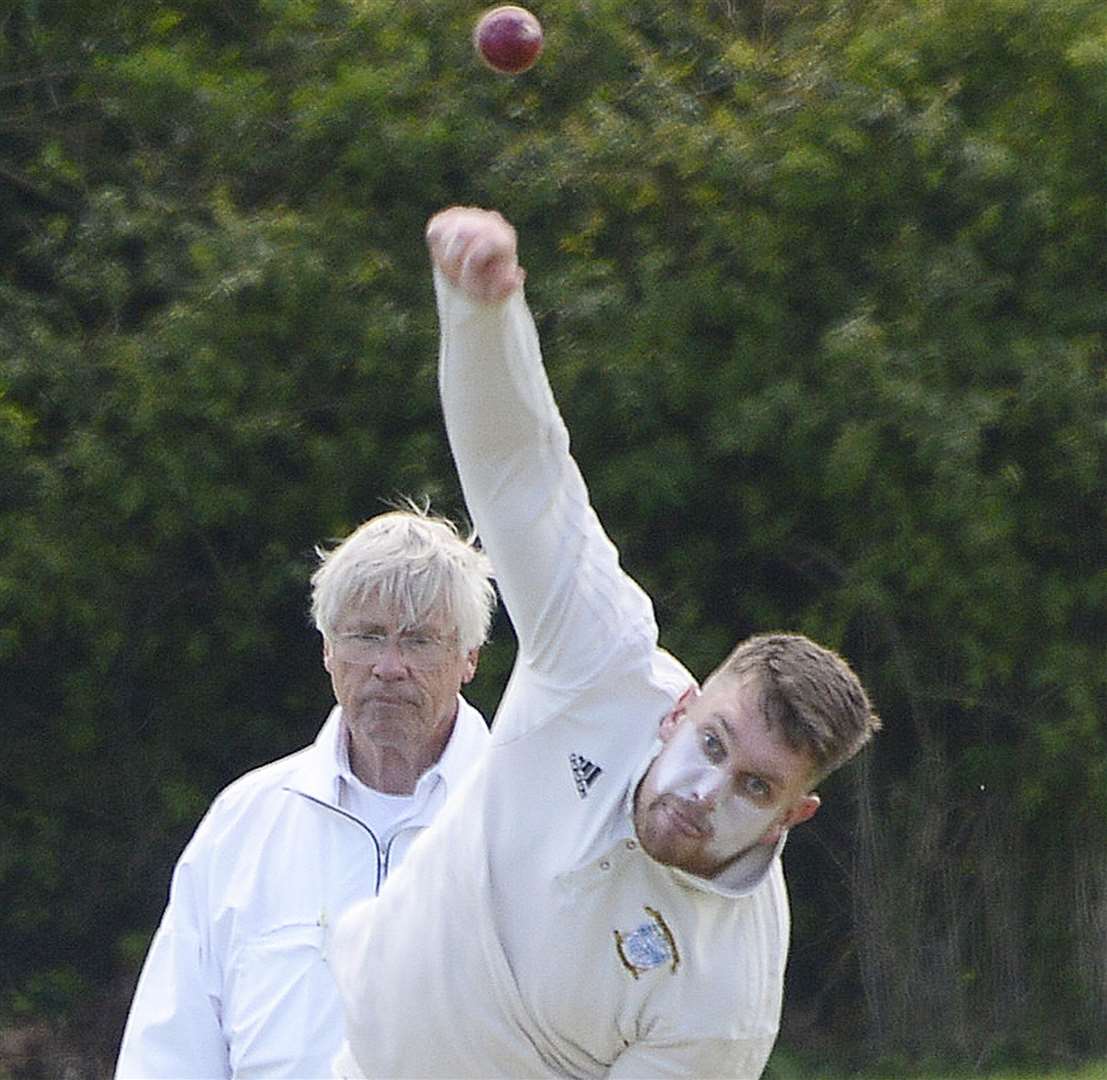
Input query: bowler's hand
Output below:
<box><xmin>426</xmin><ymin>207</ymin><xmax>525</xmax><ymax>304</ymax></box>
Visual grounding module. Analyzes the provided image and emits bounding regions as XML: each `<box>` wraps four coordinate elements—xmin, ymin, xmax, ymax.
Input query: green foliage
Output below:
<box><xmin>2</xmin><ymin>0</ymin><xmax>1106</xmax><ymax>1068</ymax></box>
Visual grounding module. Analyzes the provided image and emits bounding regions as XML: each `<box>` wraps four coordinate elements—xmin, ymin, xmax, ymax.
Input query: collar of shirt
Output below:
<box><xmin>339</xmin><ymin>764</ymin><xmax>424</xmax><ymax>839</ymax></box>
<box><xmin>334</xmin><ymin>715</ymin><xmax>442</xmax><ymax>805</ymax></box>
<box><xmin>286</xmin><ymin>698</ymin><xmax>490</xmax><ymax>808</ymax></box>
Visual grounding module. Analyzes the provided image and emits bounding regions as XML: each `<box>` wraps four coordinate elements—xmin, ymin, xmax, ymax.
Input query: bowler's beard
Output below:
<box><xmin>635</xmin><ymin>726</ymin><xmax>780</xmax><ymax>873</ymax></box>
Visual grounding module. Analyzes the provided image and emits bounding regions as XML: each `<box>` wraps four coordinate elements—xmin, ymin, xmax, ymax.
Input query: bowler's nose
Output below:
<box><xmin>691</xmin><ymin>776</ymin><xmax>723</xmax><ymax>808</ymax></box>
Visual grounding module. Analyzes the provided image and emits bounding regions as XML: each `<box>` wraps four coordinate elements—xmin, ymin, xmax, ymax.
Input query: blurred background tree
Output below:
<box><xmin>2</xmin><ymin>0</ymin><xmax>1105</xmax><ymax>1075</ymax></box>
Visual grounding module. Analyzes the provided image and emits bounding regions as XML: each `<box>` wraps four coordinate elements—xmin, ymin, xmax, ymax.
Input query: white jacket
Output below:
<box><xmin>116</xmin><ymin>699</ymin><xmax>488</xmax><ymax>1080</ymax></box>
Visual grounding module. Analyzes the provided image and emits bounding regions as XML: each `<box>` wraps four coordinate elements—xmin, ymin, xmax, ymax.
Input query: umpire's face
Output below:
<box><xmin>323</xmin><ymin>598</ymin><xmax>478</xmax><ymax>790</ymax></box>
<box><xmin>632</xmin><ymin>673</ymin><xmax>820</xmax><ymax>879</ymax></box>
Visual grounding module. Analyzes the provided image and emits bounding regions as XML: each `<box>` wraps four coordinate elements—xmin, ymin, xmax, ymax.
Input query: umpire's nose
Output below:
<box><xmin>371</xmin><ymin>639</ymin><xmax>410</xmax><ymax>680</ymax></box>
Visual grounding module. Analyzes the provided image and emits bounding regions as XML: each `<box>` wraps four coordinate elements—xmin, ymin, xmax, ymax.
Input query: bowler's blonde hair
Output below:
<box><xmin>720</xmin><ymin>633</ymin><xmax>880</xmax><ymax>782</ymax></box>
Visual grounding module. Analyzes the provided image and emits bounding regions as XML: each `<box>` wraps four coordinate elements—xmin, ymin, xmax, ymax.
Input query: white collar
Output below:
<box><xmin>288</xmin><ymin>698</ymin><xmax>489</xmax><ymax>806</ymax></box>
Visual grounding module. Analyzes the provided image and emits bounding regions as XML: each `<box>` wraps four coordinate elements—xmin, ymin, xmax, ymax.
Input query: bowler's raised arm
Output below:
<box><xmin>427</xmin><ymin>205</ymin><xmax>657</xmax><ymax>687</ymax></box>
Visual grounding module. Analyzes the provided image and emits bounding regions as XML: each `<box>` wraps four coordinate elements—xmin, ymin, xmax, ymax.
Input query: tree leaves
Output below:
<box><xmin>2</xmin><ymin>0</ymin><xmax>1105</xmax><ymax>1063</ymax></box>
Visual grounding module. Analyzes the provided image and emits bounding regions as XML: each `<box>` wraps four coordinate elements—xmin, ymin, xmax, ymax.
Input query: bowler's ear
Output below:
<box><xmin>462</xmin><ymin>648</ymin><xmax>480</xmax><ymax>684</ymax></box>
<box><xmin>322</xmin><ymin>635</ymin><xmax>334</xmax><ymax>674</ymax></box>
<box><xmin>760</xmin><ymin>792</ymin><xmax>821</xmax><ymax>846</ymax></box>
<box><xmin>658</xmin><ymin>685</ymin><xmax>698</xmax><ymax>741</ymax></box>
<box><xmin>788</xmin><ymin>792</ymin><xmax>821</xmax><ymax>830</ymax></box>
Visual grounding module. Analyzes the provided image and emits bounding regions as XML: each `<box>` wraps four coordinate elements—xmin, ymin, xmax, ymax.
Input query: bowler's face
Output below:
<box><xmin>633</xmin><ymin>672</ymin><xmax>820</xmax><ymax>879</ymax></box>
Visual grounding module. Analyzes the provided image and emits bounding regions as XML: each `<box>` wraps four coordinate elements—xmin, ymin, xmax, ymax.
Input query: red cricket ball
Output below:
<box><xmin>473</xmin><ymin>5</ymin><xmax>544</xmax><ymax>75</ymax></box>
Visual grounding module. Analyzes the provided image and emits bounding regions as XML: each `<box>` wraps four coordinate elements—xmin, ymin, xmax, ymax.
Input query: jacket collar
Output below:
<box><xmin>286</xmin><ymin>698</ymin><xmax>489</xmax><ymax>806</ymax></box>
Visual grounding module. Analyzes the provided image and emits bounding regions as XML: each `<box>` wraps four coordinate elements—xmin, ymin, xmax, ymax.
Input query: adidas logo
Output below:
<box><xmin>569</xmin><ymin>752</ymin><xmax>603</xmax><ymax>799</ymax></box>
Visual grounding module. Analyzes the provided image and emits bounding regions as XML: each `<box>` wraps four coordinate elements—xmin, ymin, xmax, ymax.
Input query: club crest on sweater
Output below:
<box><xmin>614</xmin><ymin>906</ymin><xmax>680</xmax><ymax>979</ymax></box>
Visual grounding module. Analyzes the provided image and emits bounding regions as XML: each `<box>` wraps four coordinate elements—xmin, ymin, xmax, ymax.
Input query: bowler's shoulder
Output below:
<box><xmin>649</xmin><ymin>648</ymin><xmax>697</xmax><ymax>701</ymax></box>
<box><xmin>666</xmin><ymin>872</ymin><xmax>789</xmax><ymax>1042</ymax></box>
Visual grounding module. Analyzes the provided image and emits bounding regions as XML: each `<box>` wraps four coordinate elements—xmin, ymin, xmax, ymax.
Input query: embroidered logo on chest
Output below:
<box><xmin>613</xmin><ymin>906</ymin><xmax>680</xmax><ymax>979</ymax></box>
<box><xmin>569</xmin><ymin>752</ymin><xmax>603</xmax><ymax>798</ymax></box>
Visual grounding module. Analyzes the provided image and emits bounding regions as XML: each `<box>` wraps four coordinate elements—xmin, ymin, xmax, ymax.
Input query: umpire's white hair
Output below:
<box><xmin>310</xmin><ymin>501</ymin><xmax>495</xmax><ymax>655</ymax></box>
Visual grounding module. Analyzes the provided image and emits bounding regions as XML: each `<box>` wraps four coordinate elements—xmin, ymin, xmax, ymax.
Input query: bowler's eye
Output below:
<box><xmin>743</xmin><ymin>775</ymin><xmax>772</xmax><ymax>801</ymax></box>
<box><xmin>701</xmin><ymin>730</ymin><xmax>727</xmax><ymax>764</ymax></box>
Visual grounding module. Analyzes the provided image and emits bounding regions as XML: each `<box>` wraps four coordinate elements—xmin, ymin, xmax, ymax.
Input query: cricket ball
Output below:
<box><xmin>473</xmin><ymin>6</ymin><xmax>544</xmax><ymax>75</ymax></box>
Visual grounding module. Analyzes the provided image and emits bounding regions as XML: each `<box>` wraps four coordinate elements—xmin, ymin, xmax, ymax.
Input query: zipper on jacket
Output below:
<box><xmin>287</xmin><ymin>789</ymin><xmax>387</xmax><ymax>895</ymax></box>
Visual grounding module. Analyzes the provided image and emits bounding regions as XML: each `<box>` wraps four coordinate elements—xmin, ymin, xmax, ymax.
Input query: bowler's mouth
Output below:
<box><xmin>656</xmin><ymin>796</ymin><xmax>712</xmax><ymax>841</ymax></box>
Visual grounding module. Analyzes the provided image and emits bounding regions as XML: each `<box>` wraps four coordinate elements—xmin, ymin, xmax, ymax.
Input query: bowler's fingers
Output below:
<box><xmin>426</xmin><ymin>207</ymin><xmax>524</xmax><ymax>304</ymax></box>
<box><xmin>459</xmin><ymin>232</ymin><xmax>525</xmax><ymax>303</ymax></box>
